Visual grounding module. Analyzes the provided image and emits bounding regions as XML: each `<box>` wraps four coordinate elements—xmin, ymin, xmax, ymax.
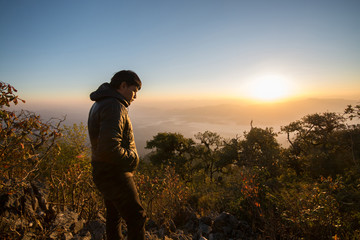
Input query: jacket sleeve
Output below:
<box><xmin>97</xmin><ymin>102</ymin><xmax>138</xmax><ymax>170</ymax></box>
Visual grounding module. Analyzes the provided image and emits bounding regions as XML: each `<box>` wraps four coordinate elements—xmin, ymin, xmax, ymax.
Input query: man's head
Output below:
<box><xmin>110</xmin><ymin>70</ymin><xmax>142</xmax><ymax>105</ymax></box>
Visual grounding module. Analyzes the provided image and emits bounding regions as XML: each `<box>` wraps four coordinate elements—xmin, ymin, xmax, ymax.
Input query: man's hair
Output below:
<box><xmin>110</xmin><ymin>70</ymin><xmax>142</xmax><ymax>90</ymax></box>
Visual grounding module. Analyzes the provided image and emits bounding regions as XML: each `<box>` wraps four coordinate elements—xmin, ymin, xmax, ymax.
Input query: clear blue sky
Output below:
<box><xmin>1</xmin><ymin>0</ymin><xmax>360</xmax><ymax>104</ymax></box>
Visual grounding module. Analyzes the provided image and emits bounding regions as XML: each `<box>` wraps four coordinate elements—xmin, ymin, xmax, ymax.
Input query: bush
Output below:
<box><xmin>0</xmin><ymin>82</ymin><xmax>62</xmax><ymax>187</ymax></box>
<box><xmin>135</xmin><ymin>165</ymin><xmax>191</xmax><ymax>227</ymax></box>
<box><xmin>43</xmin><ymin>123</ymin><xmax>104</xmax><ymax>221</ymax></box>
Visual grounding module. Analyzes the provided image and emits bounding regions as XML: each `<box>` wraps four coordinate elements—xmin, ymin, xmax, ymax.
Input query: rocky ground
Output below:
<box><xmin>0</xmin><ymin>180</ymin><xmax>256</xmax><ymax>240</ymax></box>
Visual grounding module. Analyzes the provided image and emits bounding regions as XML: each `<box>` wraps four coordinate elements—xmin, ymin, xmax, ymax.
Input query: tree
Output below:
<box><xmin>145</xmin><ymin>132</ymin><xmax>195</xmax><ymax>181</ymax></box>
<box><xmin>194</xmin><ymin>131</ymin><xmax>223</xmax><ymax>182</ymax></box>
<box><xmin>344</xmin><ymin>104</ymin><xmax>360</xmax><ymax>121</ymax></box>
<box><xmin>344</xmin><ymin>104</ymin><xmax>360</xmax><ymax>172</ymax></box>
<box><xmin>239</xmin><ymin>127</ymin><xmax>281</xmax><ymax>177</ymax></box>
<box><xmin>218</xmin><ymin>137</ymin><xmax>241</xmax><ymax>169</ymax></box>
<box><xmin>281</xmin><ymin>112</ymin><xmax>352</xmax><ymax>177</ymax></box>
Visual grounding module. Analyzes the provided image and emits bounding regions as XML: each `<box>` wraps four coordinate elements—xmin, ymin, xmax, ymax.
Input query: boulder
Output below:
<box><xmin>212</xmin><ymin>212</ymin><xmax>238</xmax><ymax>234</ymax></box>
<box><xmin>199</xmin><ymin>216</ymin><xmax>212</xmax><ymax>226</ymax></box>
<box><xmin>208</xmin><ymin>232</ymin><xmax>226</xmax><ymax>240</ymax></box>
<box><xmin>76</xmin><ymin>219</ymin><xmax>106</xmax><ymax>240</ymax></box>
<box><xmin>0</xmin><ymin>180</ymin><xmax>106</xmax><ymax>239</ymax></box>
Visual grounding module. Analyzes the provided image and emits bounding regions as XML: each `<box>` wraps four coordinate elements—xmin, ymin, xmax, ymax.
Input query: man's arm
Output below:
<box><xmin>97</xmin><ymin>102</ymin><xmax>138</xmax><ymax>170</ymax></box>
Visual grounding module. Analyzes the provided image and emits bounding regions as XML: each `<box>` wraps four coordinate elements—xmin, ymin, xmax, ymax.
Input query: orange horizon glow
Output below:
<box><xmin>12</xmin><ymin>75</ymin><xmax>359</xmax><ymax>110</ymax></box>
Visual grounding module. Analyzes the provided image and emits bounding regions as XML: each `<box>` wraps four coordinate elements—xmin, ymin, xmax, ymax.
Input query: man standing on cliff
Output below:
<box><xmin>88</xmin><ymin>70</ymin><xmax>145</xmax><ymax>240</ymax></box>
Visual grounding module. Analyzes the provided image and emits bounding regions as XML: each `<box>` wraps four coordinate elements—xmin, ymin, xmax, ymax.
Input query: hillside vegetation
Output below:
<box><xmin>1</xmin><ymin>82</ymin><xmax>360</xmax><ymax>239</ymax></box>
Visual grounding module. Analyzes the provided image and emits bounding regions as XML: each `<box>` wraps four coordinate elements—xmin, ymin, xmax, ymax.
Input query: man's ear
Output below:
<box><xmin>119</xmin><ymin>81</ymin><xmax>128</xmax><ymax>90</ymax></box>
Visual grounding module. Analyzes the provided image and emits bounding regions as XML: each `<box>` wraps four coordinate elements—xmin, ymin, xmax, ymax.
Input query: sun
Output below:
<box><xmin>246</xmin><ymin>75</ymin><xmax>293</xmax><ymax>102</ymax></box>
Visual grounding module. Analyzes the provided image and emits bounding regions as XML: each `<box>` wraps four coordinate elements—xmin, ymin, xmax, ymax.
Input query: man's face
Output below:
<box><xmin>117</xmin><ymin>82</ymin><xmax>139</xmax><ymax>105</ymax></box>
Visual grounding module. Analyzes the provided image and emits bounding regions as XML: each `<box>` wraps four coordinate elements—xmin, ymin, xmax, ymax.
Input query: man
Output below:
<box><xmin>88</xmin><ymin>70</ymin><xmax>146</xmax><ymax>240</ymax></box>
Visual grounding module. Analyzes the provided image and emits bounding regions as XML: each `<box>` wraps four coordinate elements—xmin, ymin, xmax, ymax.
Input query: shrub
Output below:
<box><xmin>275</xmin><ymin>177</ymin><xmax>342</xmax><ymax>239</ymax></box>
<box><xmin>135</xmin><ymin>165</ymin><xmax>191</xmax><ymax>226</ymax></box>
<box><xmin>0</xmin><ymin>82</ymin><xmax>62</xmax><ymax>187</ymax></box>
<box><xmin>43</xmin><ymin>123</ymin><xmax>104</xmax><ymax>221</ymax></box>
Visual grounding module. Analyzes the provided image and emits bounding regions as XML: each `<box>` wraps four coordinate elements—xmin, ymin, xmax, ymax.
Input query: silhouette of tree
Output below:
<box><xmin>281</xmin><ymin>112</ymin><xmax>354</xmax><ymax>177</ymax></box>
<box><xmin>145</xmin><ymin>132</ymin><xmax>195</xmax><ymax>181</ymax></box>
<box><xmin>239</xmin><ymin>127</ymin><xmax>281</xmax><ymax>177</ymax></box>
<box><xmin>194</xmin><ymin>131</ymin><xmax>223</xmax><ymax>182</ymax></box>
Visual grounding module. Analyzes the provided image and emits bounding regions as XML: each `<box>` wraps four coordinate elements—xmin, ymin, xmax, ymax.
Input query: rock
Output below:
<box><xmin>21</xmin><ymin>232</ymin><xmax>37</xmax><ymax>240</ymax></box>
<box><xmin>183</xmin><ymin>218</ymin><xmax>198</xmax><ymax>234</ymax></box>
<box><xmin>71</xmin><ymin>218</ymin><xmax>85</xmax><ymax>234</ymax></box>
<box><xmin>20</xmin><ymin>193</ymin><xmax>36</xmax><ymax>218</ymax></box>
<box><xmin>182</xmin><ymin>211</ymin><xmax>199</xmax><ymax>235</ymax></box>
<box><xmin>222</xmin><ymin>226</ymin><xmax>232</xmax><ymax>236</ymax></box>
<box><xmin>208</xmin><ymin>232</ymin><xmax>225</xmax><ymax>240</ymax></box>
<box><xmin>0</xmin><ymin>191</ymin><xmax>20</xmax><ymax>210</ymax></box>
<box><xmin>146</xmin><ymin>218</ymin><xmax>158</xmax><ymax>230</ymax></box>
<box><xmin>62</xmin><ymin>232</ymin><xmax>74</xmax><ymax>240</ymax></box>
<box><xmin>173</xmin><ymin>207</ymin><xmax>197</xmax><ymax>227</ymax></box>
<box><xmin>159</xmin><ymin>219</ymin><xmax>177</xmax><ymax>236</ymax></box>
<box><xmin>0</xmin><ymin>180</ymin><xmax>85</xmax><ymax>239</ymax></box>
<box><xmin>199</xmin><ymin>222</ymin><xmax>212</xmax><ymax>236</ymax></box>
<box><xmin>232</xmin><ymin>229</ymin><xmax>246</xmax><ymax>239</ymax></box>
<box><xmin>238</xmin><ymin>220</ymin><xmax>250</xmax><ymax>230</ymax></box>
<box><xmin>74</xmin><ymin>230</ymin><xmax>92</xmax><ymax>240</ymax></box>
<box><xmin>31</xmin><ymin>181</ymin><xmax>49</xmax><ymax>211</ymax></box>
<box><xmin>49</xmin><ymin>228</ymin><xmax>65</xmax><ymax>239</ymax></box>
<box><xmin>199</xmin><ymin>216</ymin><xmax>212</xmax><ymax>226</ymax></box>
<box><xmin>80</xmin><ymin>219</ymin><xmax>106</xmax><ymax>240</ymax></box>
<box><xmin>212</xmin><ymin>212</ymin><xmax>238</xmax><ymax>234</ymax></box>
<box><xmin>53</xmin><ymin>210</ymin><xmax>79</xmax><ymax>231</ymax></box>
<box><xmin>169</xmin><ymin>229</ymin><xmax>192</xmax><ymax>240</ymax></box>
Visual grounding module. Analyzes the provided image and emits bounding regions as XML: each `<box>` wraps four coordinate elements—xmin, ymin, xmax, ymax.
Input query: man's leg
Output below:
<box><xmin>93</xmin><ymin>166</ymin><xmax>146</xmax><ymax>240</ymax></box>
<box><xmin>92</xmin><ymin>164</ymin><xmax>124</xmax><ymax>239</ymax></box>
<box><xmin>113</xmin><ymin>172</ymin><xmax>146</xmax><ymax>240</ymax></box>
<box><xmin>104</xmin><ymin>199</ymin><xmax>123</xmax><ymax>240</ymax></box>
<box><xmin>118</xmin><ymin>196</ymin><xmax>146</xmax><ymax>240</ymax></box>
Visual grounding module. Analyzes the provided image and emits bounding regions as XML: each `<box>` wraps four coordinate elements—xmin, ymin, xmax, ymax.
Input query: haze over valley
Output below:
<box><xmin>15</xmin><ymin>97</ymin><xmax>359</xmax><ymax>156</ymax></box>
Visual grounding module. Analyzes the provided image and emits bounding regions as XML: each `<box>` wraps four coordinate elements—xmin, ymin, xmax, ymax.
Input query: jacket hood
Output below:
<box><xmin>90</xmin><ymin>83</ymin><xmax>129</xmax><ymax>107</ymax></box>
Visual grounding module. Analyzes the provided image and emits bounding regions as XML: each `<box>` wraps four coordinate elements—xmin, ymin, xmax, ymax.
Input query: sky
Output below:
<box><xmin>1</xmin><ymin>0</ymin><xmax>360</xmax><ymax>102</ymax></box>
<box><xmin>1</xmin><ymin>0</ymin><xmax>360</xmax><ymax>154</ymax></box>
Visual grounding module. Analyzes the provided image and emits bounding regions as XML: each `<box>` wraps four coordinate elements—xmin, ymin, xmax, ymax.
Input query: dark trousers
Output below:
<box><xmin>92</xmin><ymin>163</ymin><xmax>146</xmax><ymax>240</ymax></box>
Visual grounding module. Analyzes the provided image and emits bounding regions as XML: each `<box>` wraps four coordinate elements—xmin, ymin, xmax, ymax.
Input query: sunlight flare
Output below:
<box><xmin>246</xmin><ymin>75</ymin><xmax>293</xmax><ymax>101</ymax></box>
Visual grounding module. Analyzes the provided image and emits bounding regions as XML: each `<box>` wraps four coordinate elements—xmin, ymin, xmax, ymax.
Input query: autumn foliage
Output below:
<box><xmin>0</xmin><ymin>82</ymin><xmax>62</xmax><ymax>183</ymax></box>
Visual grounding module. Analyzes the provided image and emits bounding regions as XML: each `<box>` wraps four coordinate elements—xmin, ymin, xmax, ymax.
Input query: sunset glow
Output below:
<box><xmin>246</xmin><ymin>75</ymin><xmax>294</xmax><ymax>102</ymax></box>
